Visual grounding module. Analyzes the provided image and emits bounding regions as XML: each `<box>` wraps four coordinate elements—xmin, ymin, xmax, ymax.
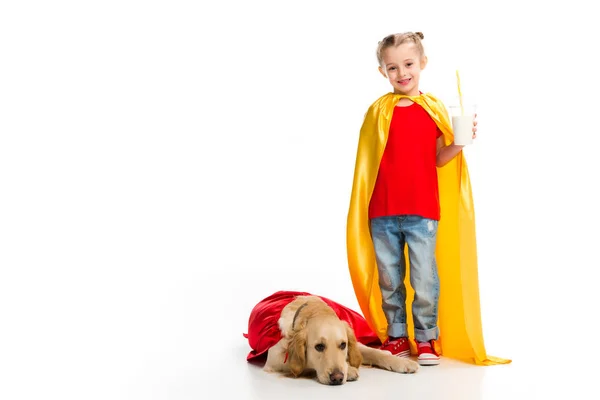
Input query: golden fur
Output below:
<box><xmin>263</xmin><ymin>296</ymin><xmax>419</xmax><ymax>385</ymax></box>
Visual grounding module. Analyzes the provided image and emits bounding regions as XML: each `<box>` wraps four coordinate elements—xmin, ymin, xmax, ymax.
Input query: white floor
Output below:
<box><xmin>200</xmin><ymin>327</ymin><xmax>593</xmax><ymax>400</ymax></box>
<box><xmin>173</xmin><ymin>304</ymin><xmax>593</xmax><ymax>400</ymax></box>
<box><xmin>2</xmin><ymin>282</ymin><xmax>595</xmax><ymax>400</ymax></box>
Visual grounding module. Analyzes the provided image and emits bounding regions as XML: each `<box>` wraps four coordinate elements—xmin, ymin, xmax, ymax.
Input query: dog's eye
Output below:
<box><xmin>340</xmin><ymin>342</ymin><xmax>347</xmax><ymax>350</ymax></box>
<box><xmin>315</xmin><ymin>344</ymin><xmax>325</xmax><ymax>352</ymax></box>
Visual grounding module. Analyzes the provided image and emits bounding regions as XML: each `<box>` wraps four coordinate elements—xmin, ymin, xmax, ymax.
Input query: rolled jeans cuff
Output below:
<box><xmin>387</xmin><ymin>323</ymin><xmax>408</xmax><ymax>338</ymax></box>
<box><xmin>415</xmin><ymin>326</ymin><xmax>439</xmax><ymax>342</ymax></box>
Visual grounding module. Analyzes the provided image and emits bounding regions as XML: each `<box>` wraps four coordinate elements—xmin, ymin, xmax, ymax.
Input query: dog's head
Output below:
<box><xmin>287</xmin><ymin>314</ymin><xmax>362</xmax><ymax>385</ymax></box>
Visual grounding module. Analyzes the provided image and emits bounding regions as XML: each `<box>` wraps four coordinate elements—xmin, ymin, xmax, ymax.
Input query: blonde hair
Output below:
<box><xmin>376</xmin><ymin>32</ymin><xmax>425</xmax><ymax>66</ymax></box>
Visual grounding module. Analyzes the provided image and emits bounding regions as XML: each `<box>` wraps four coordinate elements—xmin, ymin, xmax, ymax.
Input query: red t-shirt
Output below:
<box><xmin>368</xmin><ymin>102</ymin><xmax>443</xmax><ymax>221</ymax></box>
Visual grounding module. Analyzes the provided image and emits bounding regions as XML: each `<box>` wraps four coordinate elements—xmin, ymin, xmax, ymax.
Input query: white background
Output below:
<box><xmin>1</xmin><ymin>1</ymin><xmax>599</xmax><ymax>399</ymax></box>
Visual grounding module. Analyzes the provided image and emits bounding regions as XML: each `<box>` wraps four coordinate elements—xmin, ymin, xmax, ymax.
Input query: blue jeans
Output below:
<box><xmin>369</xmin><ymin>215</ymin><xmax>440</xmax><ymax>342</ymax></box>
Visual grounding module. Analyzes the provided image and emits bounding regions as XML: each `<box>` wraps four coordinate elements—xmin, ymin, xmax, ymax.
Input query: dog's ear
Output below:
<box><xmin>288</xmin><ymin>327</ymin><xmax>307</xmax><ymax>377</ymax></box>
<box><xmin>344</xmin><ymin>322</ymin><xmax>363</xmax><ymax>368</ymax></box>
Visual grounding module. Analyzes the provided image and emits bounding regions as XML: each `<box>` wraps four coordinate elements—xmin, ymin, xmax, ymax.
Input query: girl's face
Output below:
<box><xmin>378</xmin><ymin>43</ymin><xmax>427</xmax><ymax>96</ymax></box>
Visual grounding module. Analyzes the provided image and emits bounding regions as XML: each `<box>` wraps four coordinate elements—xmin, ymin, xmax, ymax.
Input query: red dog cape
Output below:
<box><xmin>243</xmin><ymin>291</ymin><xmax>381</xmax><ymax>361</ymax></box>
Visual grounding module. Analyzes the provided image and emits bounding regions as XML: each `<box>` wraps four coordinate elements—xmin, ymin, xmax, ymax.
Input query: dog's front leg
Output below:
<box><xmin>357</xmin><ymin>343</ymin><xmax>418</xmax><ymax>373</ymax></box>
<box><xmin>263</xmin><ymin>339</ymin><xmax>290</xmax><ymax>373</ymax></box>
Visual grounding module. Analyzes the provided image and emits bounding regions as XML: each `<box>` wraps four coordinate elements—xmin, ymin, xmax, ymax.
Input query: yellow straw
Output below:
<box><xmin>456</xmin><ymin>69</ymin><xmax>464</xmax><ymax>116</ymax></box>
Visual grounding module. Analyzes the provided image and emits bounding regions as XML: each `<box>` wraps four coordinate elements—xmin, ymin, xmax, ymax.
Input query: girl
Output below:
<box><xmin>346</xmin><ymin>32</ymin><xmax>478</xmax><ymax>366</ymax></box>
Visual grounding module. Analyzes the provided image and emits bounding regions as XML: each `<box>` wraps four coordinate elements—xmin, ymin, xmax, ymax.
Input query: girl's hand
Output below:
<box><xmin>472</xmin><ymin>113</ymin><xmax>478</xmax><ymax>139</ymax></box>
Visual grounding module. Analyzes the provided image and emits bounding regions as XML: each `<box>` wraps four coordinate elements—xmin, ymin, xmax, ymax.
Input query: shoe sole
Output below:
<box><xmin>418</xmin><ymin>357</ymin><xmax>440</xmax><ymax>366</ymax></box>
<box><xmin>394</xmin><ymin>350</ymin><xmax>411</xmax><ymax>357</ymax></box>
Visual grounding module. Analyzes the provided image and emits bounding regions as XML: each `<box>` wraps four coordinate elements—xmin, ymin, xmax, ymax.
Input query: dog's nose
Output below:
<box><xmin>329</xmin><ymin>369</ymin><xmax>344</xmax><ymax>385</ymax></box>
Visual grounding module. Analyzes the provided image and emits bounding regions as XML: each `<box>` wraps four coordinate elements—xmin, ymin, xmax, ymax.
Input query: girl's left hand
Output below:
<box><xmin>472</xmin><ymin>113</ymin><xmax>478</xmax><ymax>139</ymax></box>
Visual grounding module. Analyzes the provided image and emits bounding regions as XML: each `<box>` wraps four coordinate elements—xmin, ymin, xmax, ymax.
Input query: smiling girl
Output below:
<box><xmin>346</xmin><ymin>32</ymin><xmax>477</xmax><ymax>366</ymax></box>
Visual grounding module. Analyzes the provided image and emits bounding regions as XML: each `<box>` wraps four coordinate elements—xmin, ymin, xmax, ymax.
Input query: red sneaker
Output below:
<box><xmin>416</xmin><ymin>340</ymin><xmax>440</xmax><ymax>366</ymax></box>
<box><xmin>379</xmin><ymin>337</ymin><xmax>410</xmax><ymax>357</ymax></box>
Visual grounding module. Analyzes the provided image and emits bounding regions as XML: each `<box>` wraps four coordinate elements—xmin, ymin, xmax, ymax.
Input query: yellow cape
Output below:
<box><xmin>346</xmin><ymin>92</ymin><xmax>510</xmax><ymax>365</ymax></box>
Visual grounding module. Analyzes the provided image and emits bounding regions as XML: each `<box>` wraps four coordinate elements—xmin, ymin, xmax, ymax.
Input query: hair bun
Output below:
<box><xmin>415</xmin><ymin>32</ymin><xmax>424</xmax><ymax>39</ymax></box>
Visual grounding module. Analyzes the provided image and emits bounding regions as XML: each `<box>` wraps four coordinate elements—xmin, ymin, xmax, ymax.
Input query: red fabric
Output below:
<box><xmin>243</xmin><ymin>291</ymin><xmax>381</xmax><ymax>361</ymax></box>
<box><xmin>368</xmin><ymin>102</ymin><xmax>443</xmax><ymax>221</ymax></box>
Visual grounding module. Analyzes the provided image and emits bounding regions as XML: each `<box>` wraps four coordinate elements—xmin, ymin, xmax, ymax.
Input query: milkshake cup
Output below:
<box><xmin>449</xmin><ymin>104</ymin><xmax>476</xmax><ymax>146</ymax></box>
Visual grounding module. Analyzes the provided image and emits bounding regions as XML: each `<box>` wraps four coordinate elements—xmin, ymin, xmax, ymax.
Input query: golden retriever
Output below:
<box><xmin>263</xmin><ymin>295</ymin><xmax>419</xmax><ymax>385</ymax></box>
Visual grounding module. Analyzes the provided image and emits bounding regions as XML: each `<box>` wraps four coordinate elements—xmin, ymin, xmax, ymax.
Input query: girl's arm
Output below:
<box><xmin>436</xmin><ymin>139</ymin><xmax>464</xmax><ymax>167</ymax></box>
<box><xmin>436</xmin><ymin>116</ymin><xmax>478</xmax><ymax>167</ymax></box>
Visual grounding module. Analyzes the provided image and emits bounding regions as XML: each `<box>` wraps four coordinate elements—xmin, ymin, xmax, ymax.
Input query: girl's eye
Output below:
<box><xmin>315</xmin><ymin>344</ymin><xmax>325</xmax><ymax>352</ymax></box>
<box><xmin>389</xmin><ymin>67</ymin><xmax>396</xmax><ymax>71</ymax></box>
<box><xmin>406</xmin><ymin>63</ymin><xmax>413</xmax><ymax>67</ymax></box>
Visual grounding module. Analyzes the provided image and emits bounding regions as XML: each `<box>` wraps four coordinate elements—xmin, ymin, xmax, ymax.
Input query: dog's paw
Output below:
<box><xmin>346</xmin><ymin>366</ymin><xmax>360</xmax><ymax>381</ymax></box>
<box><xmin>387</xmin><ymin>357</ymin><xmax>419</xmax><ymax>373</ymax></box>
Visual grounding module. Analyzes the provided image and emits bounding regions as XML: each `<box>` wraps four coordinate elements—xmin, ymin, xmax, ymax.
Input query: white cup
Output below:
<box><xmin>449</xmin><ymin>104</ymin><xmax>476</xmax><ymax>146</ymax></box>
